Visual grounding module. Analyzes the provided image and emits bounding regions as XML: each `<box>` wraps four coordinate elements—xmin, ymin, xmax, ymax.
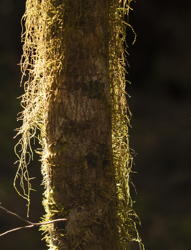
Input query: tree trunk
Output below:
<box><xmin>42</xmin><ymin>1</ymin><xmax>117</xmax><ymax>249</ymax></box>
<box><xmin>17</xmin><ymin>0</ymin><xmax>143</xmax><ymax>249</ymax></box>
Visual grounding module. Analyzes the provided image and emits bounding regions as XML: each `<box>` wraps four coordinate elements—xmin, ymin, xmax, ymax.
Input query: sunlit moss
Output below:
<box><xmin>109</xmin><ymin>1</ymin><xmax>143</xmax><ymax>248</ymax></box>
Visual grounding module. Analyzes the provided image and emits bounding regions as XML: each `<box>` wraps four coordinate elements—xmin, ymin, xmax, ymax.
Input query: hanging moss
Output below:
<box><xmin>15</xmin><ymin>0</ymin><xmax>144</xmax><ymax>249</ymax></box>
<box><xmin>109</xmin><ymin>1</ymin><xmax>143</xmax><ymax>248</ymax></box>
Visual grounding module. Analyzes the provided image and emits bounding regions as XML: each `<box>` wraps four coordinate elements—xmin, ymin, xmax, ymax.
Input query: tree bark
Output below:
<box><xmin>17</xmin><ymin>0</ymin><xmax>143</xmax><ymax>248</ymax></box>
<box><xmin>43</xmin><ymin>1</ymin><xmax>118</xmax><ymax>249</ymax></box>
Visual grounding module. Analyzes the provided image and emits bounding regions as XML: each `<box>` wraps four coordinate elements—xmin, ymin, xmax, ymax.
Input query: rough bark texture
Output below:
<box><xmin>43</xmin><ymin>1</ymin><xmax>118</xmax><ymax>249</ymax></box>
<box><xmin>17</xmin><ymin>0</ymin><xmax>143</xmax><ymax>249</ymax></box>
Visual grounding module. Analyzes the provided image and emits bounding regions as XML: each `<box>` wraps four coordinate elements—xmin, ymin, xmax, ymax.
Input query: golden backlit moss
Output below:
<box><xmin>14</xmin><ymin>0</ymin><xmax>65</xmax><ymax>214</ymax></box>
<box><xmin>16</xmin><ymin>0</ymin><xmax>144</xmax><ymax>249</ymax></box>
<box><xmin>109</xmin><ymin>1</ymin><xmax>143</xmax><ymax>248</ymax></box>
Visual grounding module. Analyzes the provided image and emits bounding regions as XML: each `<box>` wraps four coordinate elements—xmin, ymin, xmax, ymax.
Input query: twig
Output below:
<box><xmin>0</xmin><ymin>203</ymin><xmax>67</xmax><ymax>237</ymax></box>
<box><xmin>0</xmin><ymin>218</ymin><xmax>67</xmax><ymax>237</ymax></box>
<box><xmin>0</xmin><ymin>204</ymin><xmax>32</xmax><ymax>224</ymax></box>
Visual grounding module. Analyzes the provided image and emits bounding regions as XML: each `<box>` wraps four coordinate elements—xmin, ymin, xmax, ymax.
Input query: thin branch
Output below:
<box><xmin>0</xmin><ymin>224</ymin><xmax>34</xmax><ymax>237</ymax></box>
<box><xmin>0</xmin><ymin>204</ymin><xmax>67</xmax><ymax>238</ymax></box>
<box><xmin>32</xmin><ymin>218</ymin><xmax>67</xmax><ymax>227</ymax></box>
<box><xmin>0</xmin><ymin>204</ymin><xmax>32</xmax><ymax>224</ymax></box>
<box><xmin>0</xmin><ymin>218</ymin><xmax>67</xmax><ymax>237</ymax></box>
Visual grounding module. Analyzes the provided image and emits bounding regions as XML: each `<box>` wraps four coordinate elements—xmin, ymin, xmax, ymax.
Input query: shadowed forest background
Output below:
<box><xmin>0</xmin><ymin>1</ymin><xmax>191</xmax><ymax>249</ymax></box>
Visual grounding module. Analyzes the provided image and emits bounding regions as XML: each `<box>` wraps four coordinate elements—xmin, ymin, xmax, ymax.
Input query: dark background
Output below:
<box><xmin>0</xmin><ymin>0</ymin><xmax>191</xmax><ymax>249</ymax></box>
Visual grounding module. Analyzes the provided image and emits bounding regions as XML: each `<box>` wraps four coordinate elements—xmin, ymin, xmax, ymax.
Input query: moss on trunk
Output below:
<box><xmin>16</xmin><ymin>0</ymin><xmax>144</xmax><ymax>249</ymax></box>
<box><xmin>42</xmin><ymin>1</ymin><xmax>118</xmax><ymax>249</ymax></box>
